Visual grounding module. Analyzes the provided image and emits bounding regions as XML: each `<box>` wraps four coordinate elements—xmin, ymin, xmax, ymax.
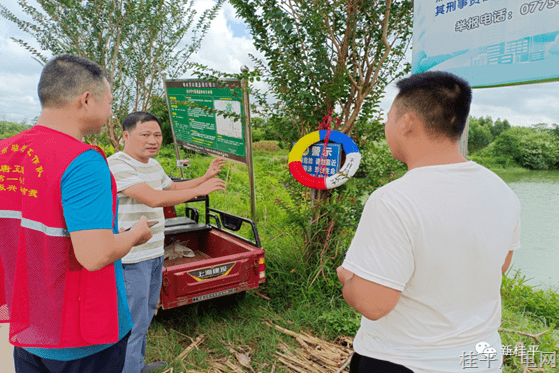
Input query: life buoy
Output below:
<box><xmin>288</xmin><ymin>130</ymin><xmax>361</xmax><ymax>190</ymax></box>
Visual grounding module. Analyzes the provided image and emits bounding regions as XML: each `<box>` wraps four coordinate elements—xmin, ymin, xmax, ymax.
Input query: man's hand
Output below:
<box><xmin>203</xmin><ymin>158</ymin><xmax>226</xmax><ymax>180</ymax></box>
<box><xmin>196</xmin><ymin>177</ymin><xmax>226</xmax><ymax>196</ymax></box>
<box><xmin>128</xmin><ymin>215</ymin><xmax>153</xmax><ymax>245</ymax></box>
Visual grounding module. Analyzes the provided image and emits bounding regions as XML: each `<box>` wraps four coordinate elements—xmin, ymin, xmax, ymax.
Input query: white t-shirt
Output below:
<box><xmin>108</xmin><ymin>152</ymin><xmax>173</xmax><ymax>264</ymax></box>
<box><xmin>342</xmin><ymin>161</ymin><xmax>521</xmax><ymax>373</ymax></box>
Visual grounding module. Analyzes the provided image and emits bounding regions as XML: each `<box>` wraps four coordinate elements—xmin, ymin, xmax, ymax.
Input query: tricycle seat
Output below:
<box><xmin>164</xmin><ymin>216</ymin><xmax>212</xmax><ymax>235</ymax></box>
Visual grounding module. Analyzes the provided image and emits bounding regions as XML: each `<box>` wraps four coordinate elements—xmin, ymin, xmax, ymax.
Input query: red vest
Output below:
<box><xmin>0</xmin><ymin>125</ymin><xmax>119</xmax><ymax>347</ymax></box>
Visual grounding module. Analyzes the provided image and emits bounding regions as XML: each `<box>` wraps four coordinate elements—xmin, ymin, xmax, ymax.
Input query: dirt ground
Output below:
<box><xmin>0</xmin><ymin>324</ymin><xmax>15</xmax><ymax>373</ymax></box>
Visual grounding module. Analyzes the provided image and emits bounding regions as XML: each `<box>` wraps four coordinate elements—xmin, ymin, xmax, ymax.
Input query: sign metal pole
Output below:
<box><xmin>459</xmin><ymin>118</ymin><xmax>469</xmax><ymax>158</ymax></box>
<box><xmin>162</xmin><ymin>73</ymin><xmax>184</xmax><ymax>179</ymax></box>
<box><xmin>241</xmin><ymin>66</ymin><xmax>257</xmax><ymax>223</ymax></box>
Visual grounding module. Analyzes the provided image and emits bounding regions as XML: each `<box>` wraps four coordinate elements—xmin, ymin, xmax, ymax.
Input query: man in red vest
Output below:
<box><xmin>0</xmin><ymin>54</ymin><xmax>153</xmax><ymax>372</ymax></box>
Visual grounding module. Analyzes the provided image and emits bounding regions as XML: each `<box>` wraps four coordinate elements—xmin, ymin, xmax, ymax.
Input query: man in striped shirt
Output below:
<box><xmin>108</xmin><ymin>111</ymin><xmax>225</xmax><ymax>373</ymax></box>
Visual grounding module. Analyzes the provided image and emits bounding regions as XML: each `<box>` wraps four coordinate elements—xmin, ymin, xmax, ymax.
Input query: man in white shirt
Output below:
<box><xmin>108</xmin><ymin>111</ymin><xmax>225</xmax><ymax>373</ymax></box>
<box><xmin>338</xmin><ymin>71</ymin><xmax>520</xmax><ymax>373</ymax></box>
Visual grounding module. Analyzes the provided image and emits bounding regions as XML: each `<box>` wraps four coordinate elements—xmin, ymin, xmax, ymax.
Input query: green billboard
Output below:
<box><xmin>165</xmin><ymin>79</ymin><xmax>247</xmax><ymax>164</ymax></box>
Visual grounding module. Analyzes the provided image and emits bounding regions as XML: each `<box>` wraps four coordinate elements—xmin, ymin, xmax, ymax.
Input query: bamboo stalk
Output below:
<box><xmin>278</xmin><ymin>356</ymin><xmax>307</xmax><ymax>373</ymax></box>
<box><xmin>498</xmin><ymin>328</ymin><xmax>549</xmax><ymax>343</ymax></box>
<box><xmin>254</xmin><ymin>291</ymin><xmax>271</xmax><ymax>300</ymax></box>
<box><xmin>335</xmin><ymin>354</ymin><xmax>352</xmax><ymax>373</ymax></box>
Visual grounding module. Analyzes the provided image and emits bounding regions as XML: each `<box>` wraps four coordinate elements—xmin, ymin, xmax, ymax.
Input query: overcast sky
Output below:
<box><xmin>1</xmin><ymin>0</ymin><xmax>558</xmax><ymax>127</ymax></box>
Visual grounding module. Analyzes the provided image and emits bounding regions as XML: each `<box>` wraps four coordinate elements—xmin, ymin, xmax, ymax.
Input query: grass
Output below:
<box><xmin>146</xmin><ymin>295</ymin><xmax>290</xmax><ymax>372</ymax></box>
<box><xmin>492</xmin><ymin>168</ymin><xmax>559</xmax><ymax>184</ymax></box>
<box><xmin>143</xmin><ymin>145</ymin><xmax>559</xmax><ymax>373</ymax></box>
<box><xmin>500</xmin><ymin>271</ymin><xmax>559</xmax><ymax>372</ymax></box>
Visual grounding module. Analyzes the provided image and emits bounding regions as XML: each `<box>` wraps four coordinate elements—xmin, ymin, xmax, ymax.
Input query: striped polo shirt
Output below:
<box><xmin>108</xmin><ymin>151</ymin><xmax>172</xmax><ymax>264</ymax></box>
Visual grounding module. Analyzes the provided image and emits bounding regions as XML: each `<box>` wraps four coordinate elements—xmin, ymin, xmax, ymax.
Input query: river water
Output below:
<box><xmin>494</xmin><ymin>170</ymin><xmax>559</xmax><ymax>290</ymax></box>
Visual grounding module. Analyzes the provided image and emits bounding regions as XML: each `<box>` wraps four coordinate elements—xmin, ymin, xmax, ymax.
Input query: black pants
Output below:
<box><xmin>350</xmin><ymin>351</ymin><xmax>414</xmax><ymax>373</ymax></box>
<box><xmin>14</xmin><ymin>332</ymin><xmax>130</xmax><ymax>373</ymax></box>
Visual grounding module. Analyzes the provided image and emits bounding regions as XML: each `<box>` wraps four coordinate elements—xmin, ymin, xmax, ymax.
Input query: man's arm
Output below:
<box><xmin>122</xmin><ymin>177</ymin><xmax>225</xmax><ymax>208</ymax></box>
<box><xmin>502</xmin><ymin>250</ymin><xmax>513</xmax><ymax>274</ymax></box>
<box><xmin>119</xmin><ymin>157</ymin><xmax>226</xmax><ymax>208</ymax></box>
<box><xmin>337</xmin><ymin>266</ymin><xmax>402</xmax><ymax>320</ymax></box>
<box><xmin>61</xmin><ymin>150</ymin><xmax>153</xmax><ymax>272</ymax></box>
<box><xmin>71</xmin><ymin>217</ymin><xmax>152</xmax><ymax>272</ymax></box>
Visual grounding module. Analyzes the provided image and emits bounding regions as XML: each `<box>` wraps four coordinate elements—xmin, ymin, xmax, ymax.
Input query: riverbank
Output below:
<box><xmin>139</xmin><ymin>147</ymin><xmax>559</xmax><ymax>372</ymax></box>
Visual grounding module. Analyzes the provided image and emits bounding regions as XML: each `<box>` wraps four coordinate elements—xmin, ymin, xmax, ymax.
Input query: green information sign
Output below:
<box><xmin>165</xmin><ymin>79</ymin><xmax>247</xmax><ymax>164</ymax></box>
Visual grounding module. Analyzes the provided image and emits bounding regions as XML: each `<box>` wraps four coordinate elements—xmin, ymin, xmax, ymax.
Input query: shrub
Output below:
<box><xmin>468</xmin><ymin>121</ymin><xmax>493</xmax><ymax>153</ymax></box>
<box><xmin>493</xmin><ymin>127</ymin><xmax>529</xmax><ymax>160</ymax></box>
<box><xmin>318</xmin><ymin>306</ymin><xmax>361</xmax><ymax>338</ymax></box>
<box><xmin>252</xmin><ymin>127</ymin><xmax>266</xmax><ymax>143</ymax></box>
<box><xmin>253</xmin><ymin>140</ymin><xmax>280</xmax><ymax>152</ymax></box>
<box><xmin>469</xmin><ymin>155</ymin><xmax>519</xmax><ymax>169</ymax></box>
<box><xmin>493</xmin><ymin>127</ymin><xmax>559</xmax><ymax>170</ymax></box>
<box><xmin>0</xmin><ymin>120</ymin><xmax>31</xmax><ymax>139</ymax></box>
<box><xmin>502</xmin><ymin>270</ymin><xmax>559</xmax><ymax>325</ymax></box>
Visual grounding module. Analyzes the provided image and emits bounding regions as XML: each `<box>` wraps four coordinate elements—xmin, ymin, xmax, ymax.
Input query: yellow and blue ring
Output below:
<box><xmin>288</xmin><ymin>130</ymin><xmax>361</xmax><ymax>190</ymax></box>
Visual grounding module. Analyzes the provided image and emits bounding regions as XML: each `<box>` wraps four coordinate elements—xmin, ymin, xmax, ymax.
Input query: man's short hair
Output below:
<box><xmin>394</xmin><ymin>71</ymin><xmax>472</xmax><ymax>141</ymax></box>
<box><xmin>122</xmin><ymin>112</ymin><xmax>162</xmax><ymax>132</ymax></box>
<box><xmin>38</xmin><ymin>54</ymin><xmax>109</xmax><ymax>108</ymax></box>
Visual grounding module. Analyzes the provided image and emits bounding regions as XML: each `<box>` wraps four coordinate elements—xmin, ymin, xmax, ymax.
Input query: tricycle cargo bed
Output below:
<box><xmin>160</xmin><ymin>225</ymin><xmax>265</xmax><ymax>309</ymax></box>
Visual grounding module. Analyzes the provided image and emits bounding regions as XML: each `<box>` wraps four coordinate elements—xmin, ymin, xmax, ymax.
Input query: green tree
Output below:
<box><xmin>1</xmin><ymin>0</ymin><xmax>223</xmax><ymax>151</ymax></box>
<box><xmin>149</xmin><ymin>95</ymin><xmax>173</xmax><ymax>146</ymax></box>
<box><xmin>468</xmin><ymin>118</ymin><xmax>493</xmax><ymax>153</ymax></box>
<box><xmin>493</xmin><ymin>127</ymin><xmax>529</xmax><ymax>160</ymax></box>
<box><xmin>519</xmin><ymin>133</ymin><xmax>558</xmax><ymax>169</ymax></box>
<box><xmin>230</xmin><ymin>0</ymin><xmax>412</xmax><ymax>140</ymax></box>
<box><xmin>476</xmin><ymin>116</ymin><xmax>494</xmax><ymax>128</ymax></box>
<box><xmin>493</xmin><ymin>126</ymin><xmax>559</xmax><ymax>170</ymax></box>
<box><xmin>227</xmin><ymin>0</ymin><xmax>412</xmax><ymax>263</ymax></box>
<box><xmin>491</xmin><ymin>118</ymin><xmax>510</xmax><ymax>138</ymax></box>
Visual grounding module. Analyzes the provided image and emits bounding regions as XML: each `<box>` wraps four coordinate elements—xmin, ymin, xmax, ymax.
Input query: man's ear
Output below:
<box><xmin>122</xmin><ymin>130</ymin><xmax>130</xmax><ymax>141</ymax></box>
<box><xmin>77</xmin><ymin>91</ymin><xmax>93</xmax><ymax>111</ymax></box>
<box><xmin>401</xmin><ymin>111</ymin><xmax>423</xmax><ymax>137</ymax></box>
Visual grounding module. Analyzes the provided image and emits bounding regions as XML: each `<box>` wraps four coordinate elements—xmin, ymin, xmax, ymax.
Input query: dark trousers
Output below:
<box><xmin>350</xmin><ymin>351</ymin><xmax>414</xmax><ymax>373</ymax></box>
<box><xmin>14</xmin><ymin>332</ymin><xmax>130</xmax><ymax>373</ymax></box>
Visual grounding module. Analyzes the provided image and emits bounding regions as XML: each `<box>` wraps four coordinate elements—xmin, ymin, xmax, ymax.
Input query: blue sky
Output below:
<box><xmin>1</xmin><ymin>0</ymin><xmax>559</xmax><ymax>127</ymax></box>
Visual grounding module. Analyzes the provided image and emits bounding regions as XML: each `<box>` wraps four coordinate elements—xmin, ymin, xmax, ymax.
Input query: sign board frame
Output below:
<box><xmin>164</xmin><ymin>79</ymin><xmax>248</xmax><ymax>164</ymax></box>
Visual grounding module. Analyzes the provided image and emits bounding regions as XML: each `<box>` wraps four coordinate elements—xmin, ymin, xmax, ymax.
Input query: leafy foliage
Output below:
<box><xmin>229</xmin><ymin>0</ymin><xmax>413</xmax><ymax>141</ymax></box>
<box><xmin>467</xmin><ymin>116</ymin><xmax>511</xmax><ymax>154</ymax></box>
<box><xmin>468</xmin><ymin>117</ymin><xmax>558</xmax><ymax>170</ymax></box>
<box><xmin>0</xmin><ymin>121</ymin><xmax>31</xmax><ymax>140</ymax></box>
<box><xmin>0</xmin><ymin>0</ymin><xmax>223</xmax><ymax>150</ymax></box>
<box><xmin>221</xmin><ymin>0</ymin><xmax>413</xmax><ymax>267</ymax></box>
<box><xmin>468</xmin><ymin>117</ymin><xmax>494</xmax><ymax>153</ymax></box>
<box><xmin>493</xmin><ymin>126</ymin><xmax>559</xmax><ymax>170</ymax></box>
<box><xmin>502</xmin><ymin>270</ymin><xmax>559</xmax><ymax>326</ymax></box>
<box><xmin>491</xmin><ymin>118</ymin><xmax>511</xmax><ymax>138</ymax></box>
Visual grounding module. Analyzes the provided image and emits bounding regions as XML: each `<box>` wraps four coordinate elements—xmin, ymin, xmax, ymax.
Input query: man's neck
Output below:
<box><xmin>36</xmin><ymin>109</ymin><xmax>84</xmax><ymax>140</ymax></box>
<box><xmin>405</xmin><ymin>141</ymin><xmax>467</xmax><ymax>170</ymax></box>
<box><xmin>122</xmin><ymin>149</ymin><xmax>150</xmax><ymax>164</ymax></box>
